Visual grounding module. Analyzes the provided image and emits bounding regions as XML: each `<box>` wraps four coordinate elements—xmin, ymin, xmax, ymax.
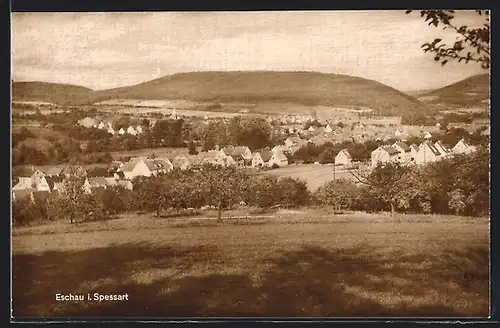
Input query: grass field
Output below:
<box><xmin>265</xmin><ymin>164</ymin><xmax>372</xmax><ymax>191</ymax></box>
<box><xmin>12</xmin><ymin>209</ymin><xmax>489</xmax><ymax>318</ymax></box>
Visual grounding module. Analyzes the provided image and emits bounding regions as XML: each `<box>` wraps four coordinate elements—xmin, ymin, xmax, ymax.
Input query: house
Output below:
<box><xmin>371</xmin><ymin>146</ymin><xmax>400</xmax><ymax>168</ymax></box>
<box><xmin>324</xmin><ymin>124</ymin><xmax>333</xmax><ymax>133</ymax></box>
<box><xmin>107</xmin><ymin>126</ymin><xmax>115</xmax><ymax>135</ymax></box>
<box><xmin>395</xmin><ymin>129</ymin><xmax>403</xmax><ymax>137</ymax></box>
<box><xmin>268</xmin><ymin>150</ymin><xmax>289</xmax><ymax>167</ymax></box>
<box><xmin>136</xmin><ymin>125</ymin><xmax>143</xmax><ymax>134</ymax></box>
<box><xmin>105</xmin><ymin>177</ymin><xmax>118</xmax><ymax>187</ymax></box>
<box><xmin>252</xmin><ymin>151</ymin><xmax>273</xmax><ymax>168</ymax></box>
<box><xmin>423</xmin><ymin>131</ymin><xmax>432</xmax><ymax>139</ymax></box>
<box><xmin>452</xmin><ymin>139</ymin><xmax>476</xmax><ymax>154</ymax></box>
<box><xmin>230</xmin><ymin>153</ymin><xmax>246</xmax><ymax>166</ymax></box>
<box><xmin>44</xmin><ymin>166</ymin><xmax>65</xmax><ymax>177</ymax></box>
<box><xmin>34</xmin><ymin>176</ymin><xmax>51</xmax><ymax>192</ymax></box>
<box><xmin>83</xmin><ymin>178</ymin><xmax>92</xmax><ymax>194</ymax></box>
<box><xmin>335</xmin><ymin>149</ymin><xmax>353</xmax><ymax>167</ymax></box>
<box><xmin>410</xmin><ymin>144</ymin><xmax>419</xmax><ymax>161</ymax></box>
<box><xmin>221</xmin><ymin>146</ymin><xmax>253</xmax><ymax>161</ymax></box>
<box><xmin>225</xmin><ymin>155</ymin><xmax>237</xmax><ymax>167</ymax></box>
<box><xmin>202</xmin><ymin>150</ymin><xmax>227</xmax><ymax>166</ymax></box>
<box><xmin>415</xmin><ymin>141</ymin><xmax>442</xmax><ymax>165</ymax></box>
<box><xmin>434</xmin><ymin>141</ymin><xmax>452</xmax><ymax>158</ymax></box>
<box><xmin>127</xmin><ymin>126</ymin><xmax>137</xmax><ymax>136</ymax></box>
<box><xmin>108</xmin><ymin>161</ymin><xmax>124</xmax><ymax>174</ymax></box>
<box><xmin>97</xmin><ymin>122</ymin><xmax>106</xmax><ymax>130</ymax></box>
<box><xmin>120</xmin><ymin>157</ymin><xmax>153</xmax><ymax>179</ymax></box>
<box><xmin>392</xmin><ymin>141</ymin><xmax>412</xmax><ymax>164</ymax></box>
<box><xmin>118</xmin><ymin>128</ymin><xmax>126</xmax><ymax>135</ymax></box>
<box><xmin>172</xmin><ymin>155</ymin><xmax>192</xmax><ymax>170</ymax></box>
<box><xmin>272</xmin><ymin>145</ymin><xmax>290</xmax><ymax>154</ymax></box>
<box><xmin>144</xmin><ymin>158</ymin><xmax>173</xmax><ymax>175</ymax></box>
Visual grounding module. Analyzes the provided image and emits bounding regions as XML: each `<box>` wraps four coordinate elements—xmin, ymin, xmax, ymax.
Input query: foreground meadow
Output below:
<box><xmin>12</xmin><ymin>209</ymin><xmax>489</xmax><ymax>318</ymax></box>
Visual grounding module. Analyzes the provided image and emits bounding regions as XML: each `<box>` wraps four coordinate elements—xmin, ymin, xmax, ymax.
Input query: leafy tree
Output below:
<box><xmin>198</xmin><ymin>164</ymin><xmax>248</xmax><ymax>219</ymax></box>
<box><xmin>351</xmin><ymin>162</ymin><xmax>410</xmax><ymax>216</ymax></box>
<box><xmin>133</xmin><ymin>175</ymin><xmax>168</xmax><ymax>217</ymax></box>
<box><xmin>406</xmin><ymin>9</ymin><xmax>490</xmax><ymax>69</ymax></box>
<box><xmin>58</xmin><ymin>166</ymin><xmax>94</xmax><ymax>224</ymax></box>
<box><xmin>314</xmin><ymin>179</ymin><xmax>359</xmax><ymax>212</ymax></box>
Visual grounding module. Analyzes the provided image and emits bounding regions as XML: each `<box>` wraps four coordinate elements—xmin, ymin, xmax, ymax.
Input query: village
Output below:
<box><xmin>12</xmin><ymin>106</ymin><xmax>481</xmax><ymax>202</ymax></box>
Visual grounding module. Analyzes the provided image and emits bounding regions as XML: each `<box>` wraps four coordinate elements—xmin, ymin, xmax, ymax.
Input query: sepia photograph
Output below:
<box><xmin>11</xmin><ymin>10</ymin><xmax>490</xmax><ymax>319</ymax></box>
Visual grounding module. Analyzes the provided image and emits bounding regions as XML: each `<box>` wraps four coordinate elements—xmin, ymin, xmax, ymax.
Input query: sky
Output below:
<box><xmin>11</xmin><ymin>10</ymin><xmax>488</xmax><ymax>91</ymax></box>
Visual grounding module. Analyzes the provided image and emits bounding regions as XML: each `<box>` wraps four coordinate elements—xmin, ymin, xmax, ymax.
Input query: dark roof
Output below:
<box><xmin>395</xmin><ymin>142</ymin><xmax>411</xmax><ymax>152</ymax></box>
<box><xmin>231</xmin><ymin>153</ymin><xmax>245</xmax><ymax>161</ymax></box>
<box><xmin>381</xmin><ymin>146</ymin><xmax>400</xmax><ymax>155</ymax></box>
<box><xmin>222</xmin><ymin>146</ymin><xmax>250</xmax><ymax>156</ymax></box>
<box><xmin>260</xmin><ymin>151</ymin><xmax>273</xmax><ymax>162</ymax></box>
<box><xmin>89</xmin><ymin>177</ymin><xmax>109</xmax><ymax>187</ymax></box>
<box><xmin>422</xmin><ymin>141</ymin><xmax>441</xmax><ymax>156</ymax></box>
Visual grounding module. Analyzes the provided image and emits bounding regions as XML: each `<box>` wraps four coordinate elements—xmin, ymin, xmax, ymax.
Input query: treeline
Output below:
<box><xmin>313</xmin><ymin>146</ymin><xmax>489</xmax><ymax>216</ymax></box>
<box><xmin>12</xmin><ymin>164</ymin><xmax>310</xmax><ymax>226</ymax></box>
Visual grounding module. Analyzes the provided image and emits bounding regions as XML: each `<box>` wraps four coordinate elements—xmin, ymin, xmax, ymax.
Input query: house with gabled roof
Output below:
<box><xmin>127</xmin><ymin>126</ymin><xmax>137</xmax><ymax>136</ymax></box>
<box><xmin>136</xmin><ymin>125</ymin><xmax>143</xmax><ymax>134</ymax></box>
<box><xmin>107</xmin><ymin>126</ymin><xmax>115</xmax><ymax>135</ymax></box>
<box><xmin>371</xmin><ymin>146</ymin><xmax>400</xmax><ymax>168</ymax></box>
<box><xmin>88</xmin><ymin>177</ymin><xmax>109</xmax><ymax>189</ymax></box>
<box><xmin>268</xmin><ymin>149</ymin><xmax>289</xmax><ymax>167</ymax></box>
<box><xmin>202</xmin><ymin>150</ymin><xmax>227</xmax><ymax>166</ymax></box>
<box><xmin>97</xmin><ymin>122</ymin><xmax>106</xmax><ymax>130</ymax></box>
<box><xmin>335</xmin><ymin>149</ymin><xmax>353</xmax><ymax>167</ymax></box>
<box><xmin>144</xmin><ymin>157</ymin><xmax>173</xmax><ymax>175</ymax></box>
<box><xmin>118</xmin><ymin>128</ymin><xmax>126</xmax><ymax>135</ymax></box>
<box><xmin>221</xmin><ymin>146</ymin><xmax>253</xmax><ymax>161</ymax></box>
<box><xmin>415</xmin><ymin>141</ymin><xmax>442</xmax><ymax>165</ymax></box>
<box><xmin>284</xmin><ymin>136</ymin><xmax>308</xmax><ymax>154</ymax></box>
<box><xmin>434</xmin><ymin>141</ymin><xmax>452</xmax><ymax>158</ymax></box>
<box><xmin>252</xmin><ymin>151</ymin><xmax>273</xmax><ymax>168</ymax></box>
<box><xmin>392</xmin><ymin>141</ymin><xmax>412</xmax><ymax>164</ymax></box>
<box><xmin>324</xmin><ymin>124</ymin><xmax>333</xmax><ymax>133</ymax></box>
<box><xmin>121</xmin><ymin>157</ymin><xmax>152</xmax><ymax>180</ymax></box>
<box><xmin>452</xmin><ymin>138</ymin><xmax>476</xmax><ymax>154</ymax></box>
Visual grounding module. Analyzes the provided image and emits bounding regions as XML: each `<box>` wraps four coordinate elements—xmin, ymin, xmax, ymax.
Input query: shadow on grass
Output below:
<box><xmin>12</xmin><ymin>243</ymin><xmax>489</xmax><ymax>318</ymax></box>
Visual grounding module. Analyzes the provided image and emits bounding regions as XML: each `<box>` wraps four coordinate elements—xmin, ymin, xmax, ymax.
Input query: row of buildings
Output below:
<box><xmin>370</xmin><ymin>139</ymin><xmax>477</xmax><ymax>168</ymax></box>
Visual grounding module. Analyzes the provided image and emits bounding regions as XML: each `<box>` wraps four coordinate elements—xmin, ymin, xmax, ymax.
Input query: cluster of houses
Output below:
<box><xmin>12</xmin><ymin>165</ymin><xmax>133</xmax><ymax>202</ymax></box>
<box><xmin>370</xmin><ymin>138</ymin><xmax>477</xmax><ymax>168</ymax></box>
<box><xmin>78</xmin><ymin>116</ymin><xmax>147</xmax><ymax>136</ymax></box>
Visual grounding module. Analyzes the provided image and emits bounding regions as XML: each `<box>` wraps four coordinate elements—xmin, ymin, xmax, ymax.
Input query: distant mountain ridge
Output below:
<box><xmin>13</xmin><ymin>71</ymin><xmax>429</xmax><ymax>116</ymax></box>
<box><xmin>417</xmin><ymin>73</ymin><xmax>490</xmax><ymax>106</ymax></box>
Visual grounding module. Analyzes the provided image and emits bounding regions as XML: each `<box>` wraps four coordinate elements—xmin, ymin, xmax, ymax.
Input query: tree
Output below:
<box><xmin>59</xmin><ymin>167</ymin><xmax>94</xmax><ymax>224</ymax></box>
<box><xmin>350</xmin><ymin>162</ymin><xmax>410</xmax><ymax>217</ymax></box>
<box><xmin>134</xmin><ymin>175</ymin><xmax>168</xmax><ymax>217</ymax></box>
<box><xmin>314</xmin><ymin>179</ymin><xmax>359</xmax><ymax>212</ymax></box>
<box><xmin>406</xmin><ymin>10</ymin><xmax>490</xmax><ymax>69</ymax></box>
<box><xmin>198</xmin><ymin>164</ymin><xmax>248</xmax><ymax>220</ymax></box>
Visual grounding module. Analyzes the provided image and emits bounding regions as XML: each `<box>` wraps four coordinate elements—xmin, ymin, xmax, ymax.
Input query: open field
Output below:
<box><xmin>12</xmin><ymin>209</ymin><xmax>489</xmax><ymax>318</ymax></box>
<box><xmin>265</xmin><ymin>164</ymin><xmax>372</xmax><ymax>191</ymax></box>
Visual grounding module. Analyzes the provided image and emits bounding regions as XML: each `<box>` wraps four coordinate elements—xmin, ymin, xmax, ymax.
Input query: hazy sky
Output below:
<box><xmin>12</xmin><ymin>11</ymin><xmax>488</xmax><ymax>91</ymax></box>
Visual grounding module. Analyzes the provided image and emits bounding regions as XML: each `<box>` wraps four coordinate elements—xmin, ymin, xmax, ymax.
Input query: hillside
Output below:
<box><xmin>12</xmin><ymin>71</ymin><xmax>429</xmax><ymax>117</ymax></box>
<box><xmin>417</xmin><ymin>74</ymin><xmax>490</xmax><ymax>106</ymax></box>
<box><xmin>12</xmin><ymin>82</ymin><xmax>94</xmax><ymax>105</ymax></box>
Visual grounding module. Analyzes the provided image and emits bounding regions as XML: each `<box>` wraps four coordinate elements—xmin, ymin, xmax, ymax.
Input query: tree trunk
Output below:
<box><xmin>390</xmin><ymin>203</ymin><xmax>395</xmax><ymax>217</ymax></box>
<box><xmin>156</xmin><ymin>207</ymin><xmax>160</xmax><ymax>218</ymax></box>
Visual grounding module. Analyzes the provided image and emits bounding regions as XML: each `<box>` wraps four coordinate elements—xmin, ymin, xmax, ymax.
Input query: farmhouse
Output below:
<box><xmin>415</xmin><ymin>141</ymin><xmax>442</xmax><ymax>165</ymax></box>
<box><xmin>335</xmin><ymin>149</ymin><xmax>353</xmax><ymax>167</ymax></box>
<box><xmin>371</xmin><ymin>146</ymin><xmax>400</xmax><ymax>168</ymax></box>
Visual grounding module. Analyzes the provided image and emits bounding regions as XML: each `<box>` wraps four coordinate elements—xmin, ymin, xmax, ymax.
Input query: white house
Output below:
<box><xmin>118</xmin><ymin>128</ymin><xmax>126</xmax><ymax>135</ymax></box>
<box><xmin>410</xmin><ymin>144</ymin><xmax>419</xmax><ymax>162</ymax></box>
<box><xmin>434</xmin><ymin>141</ymin><xmax>452</xmax><ymax>158</ymax></box>
<box><xmin>172</xmin><ymin>155</ymin><xmax>192</xmax><ymax>170</ymax></box>
<box><xmin>308</xmin><ymin>126</ymin><xmax>315</xmax><ymax>132</ymax></box>
<box><xmin>415</xmin><ymin>141</ymin><xmax>442</xmax><ymax>165</ymax></box>
<box><xmin>136</xmin><ymin>125</ymin><xmax>143</xmax><ymax>134</ymax></box>
<box><xmin>335</xmin><ymin>149</ymin><xmax>353</xmax><ymax>167</ymax></box>
<box><xmin>127</xmin><ymin>126</ymin><xmax>137</xmax><ymax>136</ymax></box>
<box><xmin>202</xmin><ymin>150</ymin><xmax>228</xmax><ymax>166</ymax></box>
<box><xmin>391</xmin><ymin>141</ymin><xmax>412</xmax><ymax>164</ymax></box>
<box><xmin>324</xmin><ymin>124</ymin><xmax>333</xmax><ymax>133</ymax></box>
<box><xmin>423</xmin><ymin>131</ymin><xmax>432</xmax><ymax>139</ymax></box>
<box><xmin>97</xmin><ymin>122</ymin><xmax>106</xmax><ymax>130</ymax></box>
<box><xmin>107</xmin><ymin>126</ymin><xmax>115</xmax><ymax>135</ymax></box>
<box><xmin>221</xmin><ymin>146</ymin><xmax>253</xmax><ymax>162</ymax></box>
<box><xmin>452</xmin><ymin>139</ymin><xmax>476</xmax><ymax>154</ymax></box>
<box><xmin>371</xmin><ymin>146</ymin><xmax>400</xmax><ymax>168</ymax></box>
<box><xmin>252</xmin><ymin>151</ymin><xmax>272</xmax><ymax>168</ymax></box>
<box><xmin>121</xmin><ymin>158</ymin><xmax>153</xmax><ymax>180</ymax></box>
<box><xmin>268</xmin><ymin>150</ymin><xmax>289</xmax><ymax>167</ymax></box>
